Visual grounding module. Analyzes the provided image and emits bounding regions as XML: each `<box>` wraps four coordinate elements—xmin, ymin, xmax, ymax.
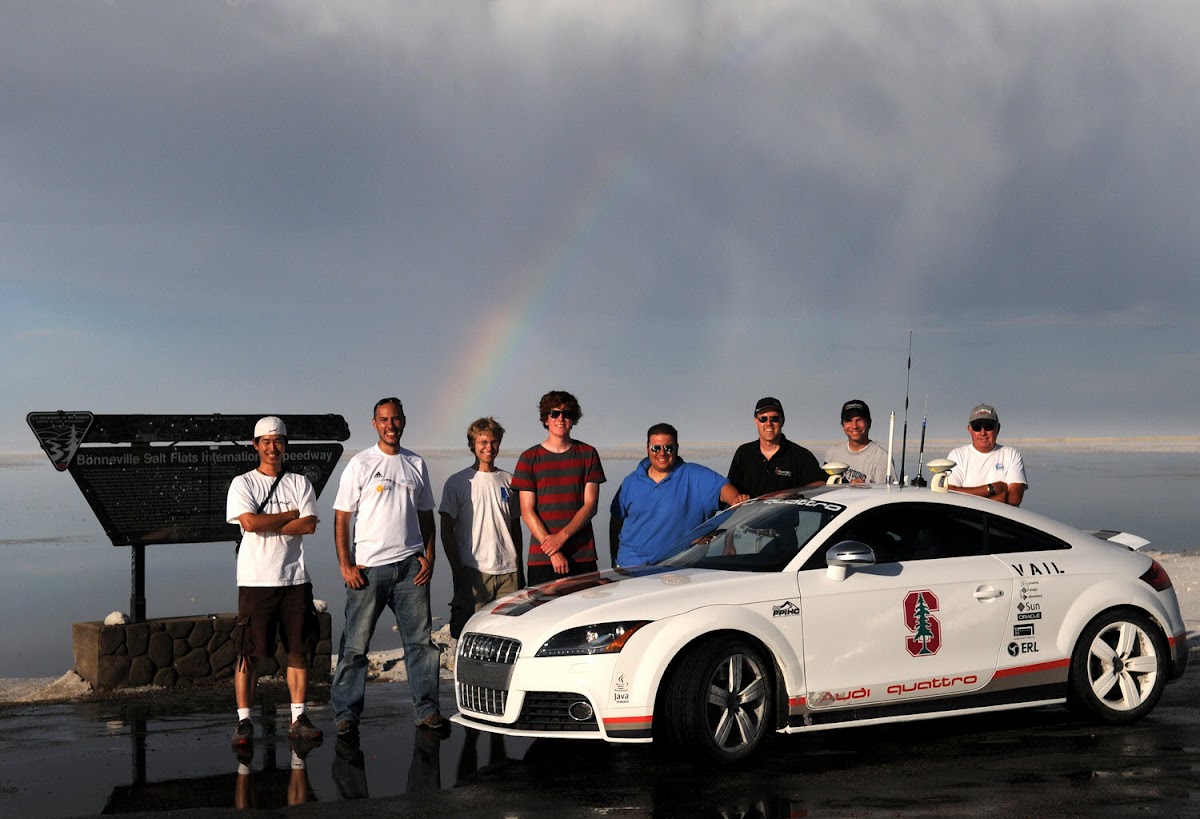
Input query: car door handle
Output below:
<box><xmin>973</xmin><ymin>586</ymin><xmax>1004</xmax><ymax>600</ymax></box>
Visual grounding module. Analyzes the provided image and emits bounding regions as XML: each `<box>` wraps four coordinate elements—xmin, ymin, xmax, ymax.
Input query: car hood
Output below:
<box><xmin>467</xmin><ymin>566</ymin><xmax>791</xmax><ymax>635</ymax></box>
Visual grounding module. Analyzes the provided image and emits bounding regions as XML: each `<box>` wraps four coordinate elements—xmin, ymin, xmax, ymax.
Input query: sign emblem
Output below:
<box><xmin>27</xmin><ymin>411</ymin><xmax>94</xmax><ymax>471</ymax></box>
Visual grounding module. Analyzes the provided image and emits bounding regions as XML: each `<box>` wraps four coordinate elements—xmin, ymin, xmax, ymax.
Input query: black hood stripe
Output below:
<box><xmin>490</xmin><ymin>566</ymin><xmax>677</xmax><ymax>616</ymax></box>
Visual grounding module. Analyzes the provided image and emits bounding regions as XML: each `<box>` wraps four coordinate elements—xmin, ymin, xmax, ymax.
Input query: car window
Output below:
<box><xmin>657</xmin><ymin>498</ymin><xmax>845</xmax><ymax>572</ymax></box>
<box><xmin>814</xmin><ymin>502</ymin><xmax>988</xmax><ymax>565</ymax></box>
<box><xmin>985</xmin><ymin>514</ymin><xmax>1070</xmax><ymax>554</ymax></box>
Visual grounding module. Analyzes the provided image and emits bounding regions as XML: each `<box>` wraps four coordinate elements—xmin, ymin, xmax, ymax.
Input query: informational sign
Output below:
<box><xmin>67</xmin><ymin>443</ymin><xmax>344</xmax><ymax>546</ymax></box>
<box><xmin>27</xmin><ymin>412</ymin><xmax>350</xmax><ymax>546</ymax></box>
<box><xmin>28</xmin><ymin>411</ymin><xmax>351</xmax><ymax>622</ymax></box>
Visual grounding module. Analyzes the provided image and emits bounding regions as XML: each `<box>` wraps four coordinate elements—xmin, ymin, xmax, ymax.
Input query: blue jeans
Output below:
<box><xmin>331</xmin><ymin>556</ymin><xmax>441</xmax><ymax>725</ymax></box>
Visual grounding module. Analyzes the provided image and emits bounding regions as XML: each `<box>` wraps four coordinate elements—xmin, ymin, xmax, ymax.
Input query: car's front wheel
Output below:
<box><xmin>1068</xmin><ymin>608</ymin><xmax>1168</xmax><ymax>724</ymax></box>
<box><xmin>663</xmin><ymin>637</ymin><xmax>773</xmax><ymax>763</ymax></box>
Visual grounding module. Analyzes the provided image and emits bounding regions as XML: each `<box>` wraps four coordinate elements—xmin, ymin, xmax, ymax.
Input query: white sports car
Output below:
<box><xmin>451</xmin><ymin>486</ymin><xmax>1188</xmax><ymax>762</ymax></box>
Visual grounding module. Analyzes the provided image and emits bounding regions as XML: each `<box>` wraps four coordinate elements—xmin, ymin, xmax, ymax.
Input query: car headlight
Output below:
<box><xmin>535</xmin><ymin>621</ymin><xmax>651</xmax><ymax>657</ymax></box>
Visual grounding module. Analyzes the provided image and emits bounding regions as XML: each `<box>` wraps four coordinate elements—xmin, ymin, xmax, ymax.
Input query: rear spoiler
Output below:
<box><xmin>1086</xmin><ymin>529</ymin><xmax>1151</xmax><ymax>551</ymax></box>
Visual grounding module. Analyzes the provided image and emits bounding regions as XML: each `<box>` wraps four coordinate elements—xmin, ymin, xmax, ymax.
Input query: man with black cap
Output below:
<box><xmin>947</xmin><ymin>403</ymin><xmax>1027</xmax><ymax>506</ymax></box>
<box><xmin>823</xmin><ymin>399</ymin><xmax>894</xmax><ymax>484</ymax></box>
<box><xmin>727</xmin><ymin>397</ymin><xmax>825</xmax><ymax>498</ymax></box>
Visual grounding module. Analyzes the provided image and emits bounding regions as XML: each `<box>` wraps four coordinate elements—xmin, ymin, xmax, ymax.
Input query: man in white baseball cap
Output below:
<box><xmin>226</xmin><ymin>416</ymin><xmax>323</xmax><ymax>749</ymax></box>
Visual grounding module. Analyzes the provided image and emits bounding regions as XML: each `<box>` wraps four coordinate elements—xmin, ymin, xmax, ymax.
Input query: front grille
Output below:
<box><xmin>460</xmin><ymin>691</ymin><xmax>600</xmax><ymax>732</ymax></box>
<box><xmin>517</xmin><ymin>692</ymin><xmax>598</xmax><ymax>731</ymax></box>
<box><xmin>458</xmin><ymin>682</ymin><xmax>507</xmax><ymax>716</ymax></box>
<box><xmin>454</xmin><ymin>636</ymin><xmax>596</xmax><ymax>731</ymax></box>
<box><xmin>457</xmin><ymin>633</ymin><xmax>521</xmax><ymax>717</ymax></box>
<box><xmin>459</xmin><ymin>633</ymin><xmax>522</xmax><ymax>664</ymax></box>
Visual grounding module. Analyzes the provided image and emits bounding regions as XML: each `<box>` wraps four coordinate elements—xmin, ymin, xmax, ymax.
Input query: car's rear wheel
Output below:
<box><xmin>663</xmin><ymin>637</ymin><xmax>773</xmax><ymax>763</ymax></box>
<box><xmin>1068</xmin><ymin>608</ymin><xmax>1167</xmax><ymax>724</ymax></box>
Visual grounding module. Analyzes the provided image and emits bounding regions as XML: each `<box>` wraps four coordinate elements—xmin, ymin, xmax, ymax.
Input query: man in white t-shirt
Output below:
<box><xmin>226</xmin><ymin>416</ymin><xmax>322</xmax><ymax>749</ymax></box>
<box><xmin>822</xmin><ymin>399</ymin><xmax>894</xmax><ymax>484</ymax></box>
<box><xmin>330</xmin><ymin>397</ymin><xmax>442</xmax><ymax>743</ymax></box>
<box><xmin>947</xmin><ymin>403</ymin><xmax>1028</xmax><ymax>506</ymax></box>
<box><xmin>439</xmin><ymin>417</ymin><xmax>523</xmax><ymax>638</ymax></box>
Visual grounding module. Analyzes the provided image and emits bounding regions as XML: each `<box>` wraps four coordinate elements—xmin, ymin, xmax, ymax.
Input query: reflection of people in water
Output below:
<box><xmin>232</xmin><ymin>745</ymin><xmax>314</xmax><ymax>808</ymax></box>
<box><xmin>408</xmin><ymin>724</ymin><xmax>444</xmax><ymax>792</ymax></box>
<box><xmin>329</xmin><ymin>722</ymin><xmax>449</xmax><ymax>800</ymax></box>
<box><xmin>232</xmin><ymin>707</ymin><xmax>316</xmax><ymax>809</ymax></box>
<box><xmin>332</xmin><ymin>734</ymin><xmax>369</xmax><ymax>800</ymax></box>
<box><xmin>234</xmin><ymin>748</ymin><xmax>254</xmax><ymax>809</ymax></box>
<box><xmin>287</xmin><ymin>744</ymin><xmax>312</xmax><ymax>806</ymax></box>
<box><xmin>457</xmin><ymin>727</ymin><xmax>511</xmax><ymax>780</ymax></box>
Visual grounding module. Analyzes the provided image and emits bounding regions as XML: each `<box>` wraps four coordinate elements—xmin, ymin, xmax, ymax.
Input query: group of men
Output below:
<box><xmin>224</xmin><ymin>390</ymin><xmax>1027</xmax><ymax>751</ymax></box>
<box><xmin>223</xmin><ymin>391</ymin><xmax>608</xmax><ymax>752</ymax></box>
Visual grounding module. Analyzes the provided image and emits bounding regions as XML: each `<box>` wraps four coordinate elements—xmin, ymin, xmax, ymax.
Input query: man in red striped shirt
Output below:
<box><xmin>512</xmin><ymin>390</ymin><xmax>607</xmax><ymax>586</ymax></box>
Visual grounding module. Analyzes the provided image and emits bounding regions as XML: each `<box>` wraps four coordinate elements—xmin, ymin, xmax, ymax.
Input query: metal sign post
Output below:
<box><xmin>131</xmin><ymin>545</ymin><xmax>147</xmax><ymax>628</ymax></box>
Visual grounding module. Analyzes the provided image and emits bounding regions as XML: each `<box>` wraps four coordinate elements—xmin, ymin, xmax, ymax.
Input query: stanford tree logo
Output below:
<box><xmin>904</xmin><ymin>589</ymin><xmax>941</xmax><ymax>656</ymax></box>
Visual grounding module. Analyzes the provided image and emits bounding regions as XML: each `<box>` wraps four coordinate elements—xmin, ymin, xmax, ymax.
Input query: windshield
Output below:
<box><xmin>656</xmin><ymin>498</ymin><xmax>846</xmax><ymax>572</ymax></box>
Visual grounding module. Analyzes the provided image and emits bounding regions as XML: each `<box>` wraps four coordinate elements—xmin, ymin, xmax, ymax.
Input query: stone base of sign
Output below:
<box><xmin>72</xmin><ymin>613</ymin><xmax>332</xmax><ymax>692</ymax></box>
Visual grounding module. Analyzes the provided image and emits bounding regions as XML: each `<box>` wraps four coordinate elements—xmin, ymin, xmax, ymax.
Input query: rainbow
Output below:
<box><xmin>430</xmin><ymin>146</ymin><xmax>627</xmax><ymax>445</ymax></box>
<box><xmin>428</xmin><ymin>19</ymin><xmax>779</xmax><ymax>445</ymax></box>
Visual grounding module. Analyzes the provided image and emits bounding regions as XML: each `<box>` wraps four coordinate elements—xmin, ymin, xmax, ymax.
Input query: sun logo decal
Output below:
<box><xmin>904</xmin><ymin>589</ymin><xmax>941</xmax><ymax>656</ymax></box>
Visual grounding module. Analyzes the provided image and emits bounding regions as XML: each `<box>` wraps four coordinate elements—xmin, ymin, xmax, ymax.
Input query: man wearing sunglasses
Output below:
<box><xmin>609</xmin><ymin>423</ymin><xmax>747</xmax><ymax>567</ymax></box>
<box><xmin>512</xmin><ymin>390</ymin><xmax>606</xmax><ymax>585</ymax></box>
<box><xmin>947</xmin><ymin>403</ymin><xmax>1027</xmax><ymax>506</ymax></box>
<box><xmin>727</xmin><ymin>397</ymin><xmax>826</xmax><ymax>498</ymax></box>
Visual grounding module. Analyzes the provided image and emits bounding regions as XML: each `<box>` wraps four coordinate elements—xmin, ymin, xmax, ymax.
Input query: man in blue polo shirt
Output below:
<box><xmin>609</xmin><ymin>423</ymin><xmax>747</xmax><ymax>567</ymax></box>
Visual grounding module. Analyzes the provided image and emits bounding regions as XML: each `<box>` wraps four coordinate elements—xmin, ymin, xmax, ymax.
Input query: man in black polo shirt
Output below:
<box><xmin>727</xmin><ymin>397</ymin><xmax>825</xmax><ymax>498</ymax></box>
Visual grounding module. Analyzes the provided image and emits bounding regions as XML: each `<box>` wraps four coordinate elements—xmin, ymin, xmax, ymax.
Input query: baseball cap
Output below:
<box><xmin>968</xmin><ymin>404</ymin><xmax>999</xmax><ymax>424</ymax></box>
<box><xmin>254</xmin><ymin>416</ymin><xmax>287</xmax><ymax>438</ymax></box>
<box><xmin>754</xmin><ymin>397</ymin><xmax>784</xmax><ymax>417</ymax></box>
<box><xmin>840</xmin><ymin>399</ymin><xmax>871</xmax><ymax>422</ymax></box>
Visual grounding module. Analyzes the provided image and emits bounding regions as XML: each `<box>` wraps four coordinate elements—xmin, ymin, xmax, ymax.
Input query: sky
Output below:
<box><xmin>3</xmin><ymin>1</ymin><xmax>1198</xmax><ymax>458</ymax></box>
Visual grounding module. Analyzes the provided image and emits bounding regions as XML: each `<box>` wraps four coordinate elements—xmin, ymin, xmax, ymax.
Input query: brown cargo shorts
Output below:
<box><xmin>233</xmin><ymin>582</ymin><xmax>318</xmax><ymax>667</ymax></box>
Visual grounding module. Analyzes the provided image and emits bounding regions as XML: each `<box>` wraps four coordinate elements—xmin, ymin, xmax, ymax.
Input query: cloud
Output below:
<box><xmin>2</xmin><ymin>1</ymin><xmax>1198</xmax><ymax>449</ymax></box>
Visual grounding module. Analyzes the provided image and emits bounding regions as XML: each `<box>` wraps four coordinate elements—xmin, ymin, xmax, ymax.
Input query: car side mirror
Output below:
<box><xmin>825</xmin><ymin>540</ymin><xmax>876</xmax><ymax>581</ymax></box>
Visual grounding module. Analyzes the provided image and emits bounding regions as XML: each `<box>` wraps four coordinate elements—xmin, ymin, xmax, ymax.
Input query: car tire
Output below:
<box><xmin>1067</xmin><ymin>608</ymin><xmax>1168</xmax><ymax>724</ymax></box>
<box><xmin>663</xmin><ymin>637</ymin><xmax>773</xmax><ymax>763</ymax></box>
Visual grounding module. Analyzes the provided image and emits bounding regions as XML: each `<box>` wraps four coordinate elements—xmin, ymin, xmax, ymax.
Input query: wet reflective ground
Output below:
<box><xmin>1</xmin><ymin>672</ymin><xmax>1198</xmax><ymax>818</ymax></box>
<box><xmin>0</xmin><ymin>683</ymin><xmax>533</xmax><ymax>816</ymax></box>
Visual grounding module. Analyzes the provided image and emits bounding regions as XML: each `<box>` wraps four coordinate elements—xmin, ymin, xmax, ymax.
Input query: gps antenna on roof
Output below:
<box><xmin>899</xmin><ymin>331</ymin><xmax>913</xmax><ymax>485</ymax></box>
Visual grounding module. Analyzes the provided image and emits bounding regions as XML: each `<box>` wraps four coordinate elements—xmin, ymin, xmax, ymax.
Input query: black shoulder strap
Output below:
<box><xmin>236</xmin><ymin>471</ymin><xmax>287</xmax><ymax>557</ymax></box>
<box><xmin>256</xmin><ymin>471</ymin><xmax>287</xmax><ymax>514</ymax></box>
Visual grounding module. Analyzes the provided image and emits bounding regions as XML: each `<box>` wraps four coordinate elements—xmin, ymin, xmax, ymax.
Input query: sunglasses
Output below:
<box><xmin>547</xmin><ymin>409</ymin><xmax>579</xmax><ymax>421</ymax></box>
<box><xmin>649</xmin><ymin>444</ymin><xmax>678</xmax><ymax>454</ymax></box>
<box><xmin>757</xmin><ymin>414</ymin><xmax>782</xmax><ymax>424</ymax></box>
<box><xmin>970</xmin><ymin>420</ymin><xmax>998</xmax><ymax>432</ymax></box>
